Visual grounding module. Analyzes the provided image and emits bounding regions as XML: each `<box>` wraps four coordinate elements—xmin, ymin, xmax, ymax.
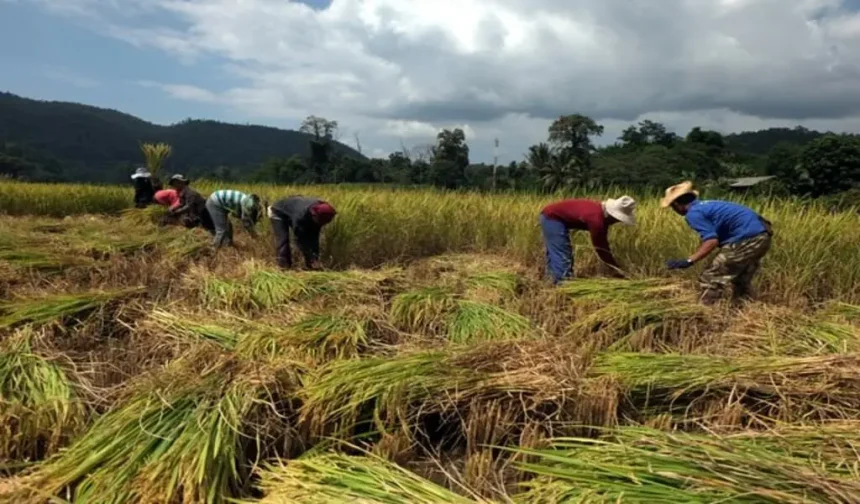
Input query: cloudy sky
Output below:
<box><xmin>3</xmin><ymin>0</ymin><xmax>860</xmax><ymax>162</ymax></box>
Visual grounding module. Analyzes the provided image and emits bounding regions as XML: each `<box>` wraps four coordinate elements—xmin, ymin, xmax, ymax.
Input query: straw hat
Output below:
<box><xmin>660</xmin><ymin>181</ymin><xmax>699</xmax><ymax>208</ymax></box>
<box><xmin>169</xmin><ymin>174</ymin><xmax>190</xmax><ymax>184</ymax></box>
<box><xmin>603</xmin><ymin>195</ymin><xmax>637</xmax><ymax>226</ymax></box>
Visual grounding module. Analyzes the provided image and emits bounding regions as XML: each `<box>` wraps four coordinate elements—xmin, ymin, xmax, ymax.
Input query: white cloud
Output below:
<box><xmin>24</xmin><ymin>0</ymin><xmax>860</xmax><ymax>160</ymax></box>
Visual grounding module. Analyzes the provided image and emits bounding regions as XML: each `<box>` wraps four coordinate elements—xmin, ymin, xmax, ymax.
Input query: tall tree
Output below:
<box><xmin>300</xmin><ymin>115</ymin><xmax>339</xmax><ymax>180</ymax></box>
<box><xmin>430</xmin><ymin>128</ymin><xmax>470</xmax><ymax>188</ymax></box>
<box><xmin>799</xmin><ymin>134</ymin><xmax>860</xmax><ymax>196</ymax></box>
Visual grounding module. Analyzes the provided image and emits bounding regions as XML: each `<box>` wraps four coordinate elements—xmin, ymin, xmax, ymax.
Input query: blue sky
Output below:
<box><xmin>3</xmin><ymin>0</ymin><xmax>860</xmax><ymax>162</ymax></box>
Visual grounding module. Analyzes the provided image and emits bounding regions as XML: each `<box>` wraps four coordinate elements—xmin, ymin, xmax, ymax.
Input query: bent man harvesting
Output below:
<box><xmin>662</xmin><ymin>181</ymin><xmax>773</xmax><ymax>304</ymax></box>
<box><xmin>539</xmin><ymin>196</ymin><xmax>637</xmax><ymax>284</ymax></box>
<box><xmin>267</xmin><ymin>196</ymin><xmax>337</xmax><ymax>270</ymax></box>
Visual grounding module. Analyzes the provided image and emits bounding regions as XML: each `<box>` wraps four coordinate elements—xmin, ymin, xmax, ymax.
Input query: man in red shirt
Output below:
<box><xmin>539</xmin><ymin>196</ymin><xmax>637</xmax><ymax>284</ymax></box>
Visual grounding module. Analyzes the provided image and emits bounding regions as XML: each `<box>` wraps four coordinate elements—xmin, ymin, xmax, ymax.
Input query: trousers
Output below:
<box><xmin>699</xmin><ymin>232</ymin><xmax>772</xmax><ymax>303</ymax></box>
<box><xmin>540</xmin><ymin>214</ymin><xmax>573</xmax><ymax>284</ymax></box>
<box><xmin>205</xmin><ymin>199</ymin><xmax>233</xmax><ymax>248</ymax></box>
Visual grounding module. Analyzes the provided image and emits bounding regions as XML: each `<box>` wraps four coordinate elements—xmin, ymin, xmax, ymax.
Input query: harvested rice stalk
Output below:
<box><xmin>390</xmin><ymin>287</ymin><xmax>458</xmax><ymax>334</ymax></box>
<box><xmin>247</xmin><ymin>452</ymin><xmax>486</xmax><ymax>504</ymax></box>
<box><xmin>147</xmin><ymin>309</ymin><xmax>240</xmax><ymax>349</ymax></box>
<box><xmin>0</xmin><ymin>287</ymin><xmax>144</xmax><ymax>329</ymax></box>
<box><xmin>593</xmin><ymin>352</ymin><xmax>860</xmax><ymax>422</ymax></box>
<box><xmin>289</xmin><ymin>311</ymin><xmax>371</xmax><ymax>360</ymax></box>
<box><xmin>301</xmin><ymin>343</ymin><xmax>578</xmax><ymax>440</ymax></box>
<box><xmin>119</xmin><ymin>205</ymin><xmax>168</xmax><ymax>227</ymax></box>
<box><xmin>0</xmin><ymin>249</ymin><xmax>93</xmax><ymax>273</ymax></box>
<box><xmin>201</xmin><ymin>277</ymin><xmax>255</xmax><ymax>311</ymax></box>
<box><xmin>512</xmin><ymin>426</ymin><xmax>860</xmax><ymax>503</ymax></box>
<box><xmin>0</xmin><ymin>328</ymin><xmax>87</xmax><ymax>464</ymax></box>
<box><xmin>27</xmin><ymin>355</ymin><xmax>301</xmax><ymax>504</ymax></box>
<box><xmin>569</xmin><ymin>298</ymin><xmax>708</xmax><ymax>347</ymax></box>
<box><xmin>464</xmin><ymin>272</ymin><xmax>522</xmax><ymax>303</ymax></box>
<box><xmin>558</xmin><ymin>278</ymin><xmax>682</xmax><ymax>303</ymax></box>
<box><xmin>300</xmin><ymin>351</ymin><xmax>475</xmax><ymax>433</ymax></box>
<box><xmin>448</xmin><ymin>300</ymin><xmax>532</xmax><ymax>344</ymax></box>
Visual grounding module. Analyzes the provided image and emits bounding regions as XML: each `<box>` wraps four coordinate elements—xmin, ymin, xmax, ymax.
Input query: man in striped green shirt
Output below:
<box><xmin>205</xmin><ymin>189</ymin><xmax>262</xmax><ymax>248</ymax></box>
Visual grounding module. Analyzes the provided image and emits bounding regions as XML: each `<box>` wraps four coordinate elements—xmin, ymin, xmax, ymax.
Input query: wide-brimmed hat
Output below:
<box><xmin>168</xmin><ymin>174</ymin><xmax>190</xmax><ymax>185</ymax></box>
<box><xmin>603</xmin><ymin>195</ymin><xmax>637</xmax><ymax>226</ymax></box>
<box><xmin>660</xmin><ymin>181</ymin><xmax>699</xmax><ymax>208</ymax></box>
<box><xmin>131</xmin><ymin>167</ymin><xmax>152</xmax><ymax>179</ymax></box>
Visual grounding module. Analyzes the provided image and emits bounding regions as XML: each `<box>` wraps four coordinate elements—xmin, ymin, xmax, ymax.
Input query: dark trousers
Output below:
<box><xmin>270</xmin><ymin>216</ymin><xmax>294</xmax><ymax>268</ymax></box>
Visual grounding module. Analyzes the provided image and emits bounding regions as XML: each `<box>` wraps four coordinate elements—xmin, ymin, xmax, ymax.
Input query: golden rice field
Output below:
<box><xmin>1</xmin><ymin>179</ymin><xmax>860</xmax><ymax>503</ymax></box>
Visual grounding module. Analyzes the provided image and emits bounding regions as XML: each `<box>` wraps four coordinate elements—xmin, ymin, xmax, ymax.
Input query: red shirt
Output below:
<box><xmin>154</xmin><ymin>189</ymin><xmax>181</xmax><ymax>210</ymax></box>
<box><xmin>541</xmin><ymin>199</ymin><xmax>618</xmax><ymax>267</ymax></box>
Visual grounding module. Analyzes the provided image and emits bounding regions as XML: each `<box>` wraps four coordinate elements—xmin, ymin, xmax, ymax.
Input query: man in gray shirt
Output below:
<box><xmin>267</xmin><ymin>196</ymin><xmax>337</xmax><ymax>269</ymax></box>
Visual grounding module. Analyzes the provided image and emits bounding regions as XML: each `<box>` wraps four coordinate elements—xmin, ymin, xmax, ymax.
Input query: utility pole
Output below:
<box><xmin>492</xmin><ymin>137</ymin><xmax>499</xmax><ymax>191</ymax></box>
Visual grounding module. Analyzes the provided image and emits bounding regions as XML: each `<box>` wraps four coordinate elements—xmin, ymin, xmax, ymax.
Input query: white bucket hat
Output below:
<box><xmin>603</xmin><ymin>195</ymin><xmax>637</xmax><ymax>226</ymax></box>
<box><xmin>131</xmin><ymin>167</ymin><xmax>152</xmax><ymax>179</ymax></box>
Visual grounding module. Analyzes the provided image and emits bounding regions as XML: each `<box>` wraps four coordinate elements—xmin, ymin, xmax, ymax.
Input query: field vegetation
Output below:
<box><xmin>0</xmin><ymin>179</ymin><xmax>859</xmax><ymax>502</ymax></box>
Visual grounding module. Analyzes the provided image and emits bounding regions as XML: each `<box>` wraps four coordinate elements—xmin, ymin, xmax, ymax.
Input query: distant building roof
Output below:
<box><xmin>729</xmin><ymin>176</ymin><xmax>776</xmax><ymax>188</ymax></box>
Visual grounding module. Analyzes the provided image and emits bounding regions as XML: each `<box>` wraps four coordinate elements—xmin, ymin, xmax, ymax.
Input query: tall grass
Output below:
<box><xmin>1</xmin><ymin>180</ymin><xmax>858</xmax><ymax>303</ymax></box>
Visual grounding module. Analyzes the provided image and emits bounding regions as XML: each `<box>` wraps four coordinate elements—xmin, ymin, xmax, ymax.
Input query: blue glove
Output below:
<box><xmin>666</xmin><ymin>258</ymin><xmax>693</xmax><ymax>270</ymax></box>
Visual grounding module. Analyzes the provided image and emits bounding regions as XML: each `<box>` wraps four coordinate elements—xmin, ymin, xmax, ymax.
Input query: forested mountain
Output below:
<box><xmin>0</xmin><ymin>92</ymin><xmax>366</xmax><ymax>182</ymax></box>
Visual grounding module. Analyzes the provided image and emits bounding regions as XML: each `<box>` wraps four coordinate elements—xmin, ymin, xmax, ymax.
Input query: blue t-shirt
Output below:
<box><xmin>685</xmin><ymin>200</ymin><xmax>766</xmax><ymax>245</ymax></box>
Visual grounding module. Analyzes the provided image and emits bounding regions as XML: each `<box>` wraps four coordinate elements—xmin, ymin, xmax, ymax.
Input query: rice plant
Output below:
<box><xmin>246</xmin><ymin>452</ymin><xmax>485</xmax><ymax>503</ymax></box>
<box><xmin>140</xmin><ymin>142</ymin><xmax>171</xmax><ymax>178</ymax></box>
<box><xmin>147</xmin><ymin>309</ymin><xmax>240</xmax><ymax>349</ymax></box>
<box><xmin>289</xmin><ymin>311</ymin><xmax>371</xmax><ymax>360</ymax></box>
<box><xmin>27</xmin><ymin>355</ymin><xmax>295</xmax><ymax>504</ymax></box>
<box><xmin>390</xmin><ymin>287</ymin><xmax>458</xmax><ymax>334</ymax></box>
<box><xmin>512</xmin><ymin>426</ymin><xmax>860</xmax><ymax>503</ymax></box>
<box><xmin>0</xmin><ymin>328</ymin><xmax>87</xmax><ymax>463</ymax></box>
<box><xmin>448</xmin><ymin>300</ymin><xmax>532</xmax><ymax>344</ymax></box>
<box><xmin>300</xmin><ymin>351</ymin><xmax>486</xmax><ymax>434</ymax></box>
<box><xmin>0</xmin><ymin>287</ymin><xmax>144</xmax><ymax>329</ymax></box>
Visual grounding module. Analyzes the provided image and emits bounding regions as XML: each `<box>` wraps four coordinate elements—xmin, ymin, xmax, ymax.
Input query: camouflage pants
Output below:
<box><xmin>699</xmin><ymin>232</ymin><xmax>772</xmax><ymax>303</ymax></box>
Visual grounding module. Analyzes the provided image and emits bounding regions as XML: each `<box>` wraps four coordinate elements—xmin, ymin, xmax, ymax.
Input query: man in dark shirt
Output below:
<box><xmin>539</xmin><ymin>196</ymin><xmax>637</xmax><ymax>284</ymax></box>
<box><xmin>131</xmin><ymin>167</ymin><xmax>155</xmax><ymax>208</ymax></box>
<box><xmin>167</xmin><ymin>174</ymin><xmax>214</xmax><ymax>234</ymax></box>
<box><xmin>662</xmin><ymin>181</ymin><xmax>773</xmax><ymax>304</ymax></box>
<box><xmin>267</xmin><ymin>196</ymin><xmax>337</xmax><ymax>270</ymax></box>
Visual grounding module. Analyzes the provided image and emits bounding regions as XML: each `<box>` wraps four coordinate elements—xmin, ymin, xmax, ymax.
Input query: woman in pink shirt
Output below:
<box><xmin>153</xmin><ymin>189</ymin><xmax>181</xmax><ymax>210</ymax></box>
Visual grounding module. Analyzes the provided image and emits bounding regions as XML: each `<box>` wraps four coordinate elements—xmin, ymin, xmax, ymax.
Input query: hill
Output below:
<box><xmin>724</xmin><ymin>126</ymin><xmax>824</xmax><ymax>156</ymax></box>
<box><xmin>0</xmin><ymin>92</ymin><xmax>366</xmax><ymax>183</ymax></box>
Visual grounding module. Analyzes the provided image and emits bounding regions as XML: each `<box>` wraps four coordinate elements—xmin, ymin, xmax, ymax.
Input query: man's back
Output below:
<box><xmin>685</xmin><ymin>200</ymin><xmax>766</xmax><ymax>245</ymax></box>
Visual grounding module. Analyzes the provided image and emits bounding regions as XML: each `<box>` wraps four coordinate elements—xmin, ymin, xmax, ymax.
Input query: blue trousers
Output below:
<box><xmin>540</xmin><ymin>214</ymin><xmax>573</xmax><ymax>284</ymax></box>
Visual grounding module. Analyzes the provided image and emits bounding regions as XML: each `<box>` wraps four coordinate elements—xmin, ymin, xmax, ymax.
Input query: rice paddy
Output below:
<box><xmin>1</xmin><ymin>180</ymin><xmax>860</xmax><ymax>502</ymax></box>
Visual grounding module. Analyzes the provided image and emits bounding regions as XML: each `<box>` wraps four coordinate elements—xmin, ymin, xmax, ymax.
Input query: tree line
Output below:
<box><xmin>246</xmin><ymin>114</ymin><xmax>860</xmax><ymax>199</ymax></box>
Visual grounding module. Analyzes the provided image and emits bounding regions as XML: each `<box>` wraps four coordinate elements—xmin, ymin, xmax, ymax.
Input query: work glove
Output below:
<box><xmin>666</xmin><ymin>258</ymin><xmax>693</xmax><ymax>270</ymax></box>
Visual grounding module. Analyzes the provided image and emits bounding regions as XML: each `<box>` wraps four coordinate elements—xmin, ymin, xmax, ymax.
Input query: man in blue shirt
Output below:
<box><xmin>661</xmin><ymin>181</ymin><xmax>773</xmax><ymax>304</ymax></box>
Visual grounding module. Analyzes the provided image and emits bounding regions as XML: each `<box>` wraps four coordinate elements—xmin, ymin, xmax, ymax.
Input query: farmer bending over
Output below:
<box><xmin>205</xmin><ymin>189</ymin><xmax>262</xmax><ymax>249</ymax></box>
<box><xmin>662</xmin><ymin>181</ymin><xmax>773</xmax><ymax>304</ymax></box>
<box><xmin>167</xmin><ymin>175</ymin><xmax>215</xmax><ymax>234</ymax></box>
<box><xmin>539</xmin><ymin>196</ymin><xmax>637</xmax><ymax>284</ymax></box>
<box><xmin>131</xmin><ymin>167</ymin><xmax>156</xmax><ymax>208</ymax></box>
<box><xmin>267</xmin><ymin>196</ymin><xmax>337</xmax><ymax>270</ymax></box>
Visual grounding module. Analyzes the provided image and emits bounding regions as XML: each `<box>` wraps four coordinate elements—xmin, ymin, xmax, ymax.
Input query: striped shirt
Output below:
<box><xmin>211</xmin><ymin>189</ymin><xmax>254</xmax><ymax>217</ymax></box>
